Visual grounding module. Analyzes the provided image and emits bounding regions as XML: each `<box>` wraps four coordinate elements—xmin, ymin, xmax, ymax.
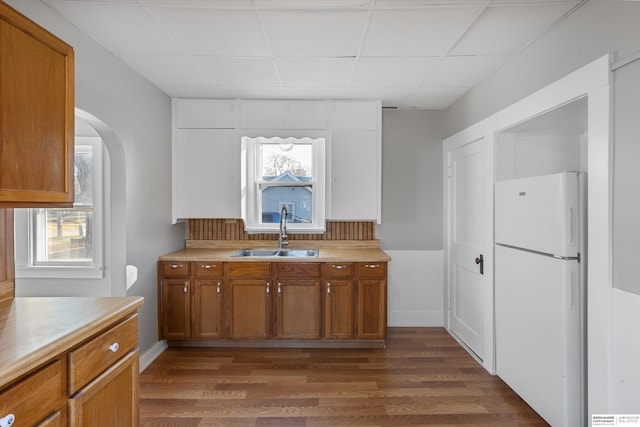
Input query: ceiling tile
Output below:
<box><xmin>254</xmin><ymin>0</ymin><xmax>373</xmax><ymax>9</ymax></box>
<box><xmin>277</xmin><ymin>59</ymin><xmax>356</xmax><ymax>87</ymax></box>
<box><xmin>422</xmin><ymin>56</ymin><xmax>508</xmax><ymax>86</ymax></box>
<box><xmin>147</xmin><ymin>7</ymin><xmax>269</xmax><ymax>56</ymax></box>
<box><xmin>193</xmin><ymin>58</ymin><xmax>280</xmax><ymax>87</ymax></box>
<box><xmin>352</xmin><ymin>57</ymin><xmax>439</xmax><ymax>87</ymax></box>
<box><xmin>450</xmin><ymin>3</ymin><xmax>578</xmax><ymax>55</ymax></box>
<box><xmin>260</xmin><ymin>10</ymin><xmax>370</xmax><ymax>58</ymax></box>
<box><xmin>402</xmin><ymin>86</ymin><xmax>468</xmax><ymax>109</ymax></box>
<box><xmin>361</xmin><ymin>7</ymin><xmax>482</xmax><ymax>57</ymax></box>
<box><xmin>45</xmin><ymin>1</ymin><xmax>182</xmax><ymax>54</ymax></box>
<box><xmin>348</xmin><ymin>87</ymin><xmax>412</xmax><ymax>107</ymax></box>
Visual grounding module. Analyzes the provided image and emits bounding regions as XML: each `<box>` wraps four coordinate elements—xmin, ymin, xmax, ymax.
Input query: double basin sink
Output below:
<box><xmin>231</xmin><ymin>248</ymin><xmax>319</xmax><ymax>258</ymax></box>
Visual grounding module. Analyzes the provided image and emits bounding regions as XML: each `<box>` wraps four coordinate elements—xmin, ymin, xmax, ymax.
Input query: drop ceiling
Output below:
<box><xmin>41</xmin><ymin>0</ymin><xmax>585</xmax><ymax>109</ymax></box>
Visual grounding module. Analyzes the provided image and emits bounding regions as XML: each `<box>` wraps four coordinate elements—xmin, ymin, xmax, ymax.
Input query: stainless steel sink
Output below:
<box><xmin>231</xmin><ymin>249</ymin><xmax>280</xmax><ymax>257</ymax></box>
<box><xmin>231</xmin><ymin>248</ymin><xmax>318</xmax><ymax>258</ymax></box>
<box><xmin>276</xmin><ymin>249</ymin><xmax>319</xmax><ymax>257</ymax></box>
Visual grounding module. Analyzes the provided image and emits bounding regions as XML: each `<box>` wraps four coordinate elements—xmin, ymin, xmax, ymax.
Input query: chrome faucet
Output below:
<box><xmin>279</xmin><ymin>205</ymin><xmax>289</xmax><ymax>249</ymax></box>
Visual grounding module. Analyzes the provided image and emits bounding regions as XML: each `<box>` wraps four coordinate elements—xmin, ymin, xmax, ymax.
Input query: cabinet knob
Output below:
<box><xmin>216</xmin><ymin>282</ymin><xmax>221</xmax><ymax>295</ymax></box>
<box><xmin>331</xmin><ymin>264</ymin><xmax>346</xmax><ymax>270</ymax></box>
<box><xmin>0</xmin><ymin>414</ymin><xmax>15</xmax><ymax>427</ymax></box>
<box><xmin>266</xmin><ymin>282</ymin><xmax>270</xmax><ymax>295</ymax></box>
<box><xmin>184</xmin><ymin>282</ymin><xmax>188</xmax><ymax>293</ymax></box>
<box><xmin>277</xmin><ymin>282</ymin><xmax>282</xmax><ymax>295</ymax></box>
<box><xmin>109</xmin><ymin>342</ymin><xmax>120</xmax><ymax>353</ymax></box>
<box><xmin>201</xmin><ymin>264</ymin><xmax>216</xmax><ymax>269</ymax></box>
<box><xmin>327</xmin><ymin>283</ymin><xmax>331</xmax><ymax>295</ymax></box>
<box><xmin>365</xmin><ymin>264</ymin><xmax>380</xmax><ymax>269</ymax></box>
<box><xmin>170</xmin><ymin>264</ymin><xmax>183</xmax><ymax>269</ymax></box>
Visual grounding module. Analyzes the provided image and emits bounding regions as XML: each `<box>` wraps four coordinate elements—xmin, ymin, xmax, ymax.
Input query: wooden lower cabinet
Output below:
<box><xmin>226</xmin><ymin>263</ymin><xmax>271</xmax><ymax>339</ymax></box>
<box><xmin>158</xmin><ymin>259</ymin><xmax>387</xmax><ymax>345</ymax></box>
<box><xmin>0</xmin><ymin>307</ymin><xmax>140</xmax><ymax>426</ymax></box>
<box><xmin>275</xmin><ymin>263</ymin><xmax>322</xmax><ymax>339</ymax></box>
<box><xmin>159</xmin><ymin>261</ymin><xmax>223</xmax><ymax>340</ymax></box>
<box><xmin>324</xmin><ymin>279</ymin><xmax>355</xmax><ymax>339</ymax></box>
<box><xmin>68</xmin><ymin>350</ymin><xmax>139</xmax><ymax>426</ymax></box>
<box><xmin>357</xmin><ymin>263</ymin><xmax>387</xmax><ymax>340</ymax></box>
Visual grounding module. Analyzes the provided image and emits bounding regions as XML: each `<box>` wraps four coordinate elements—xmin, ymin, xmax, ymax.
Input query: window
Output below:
<box><xmin>15</xmin><ymin>137</ymin><xmax>104</xmax><ymax>278</ymax></box>
<box><xmin>241</xmin><ymin>136</ymin><xmax>325</xmax><ymax>233</ymax></box>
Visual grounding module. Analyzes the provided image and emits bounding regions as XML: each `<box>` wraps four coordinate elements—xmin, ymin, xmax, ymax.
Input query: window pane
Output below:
<box><xmin>261</xmin><ymin>185</ymin><xmax>313</xmax><ymax>224</ymax></box>
<box><xmin>35</xmin><ymin>209</ymin><xmax>93</xmax><ymax>263</ymax></box>
<box><xmin>74</xmin><ymin>146</ymin><xmax>94</xmax><ymax>205</ymax></box>
<box><xmin>260</xmin><ymin>141</ymin><xmax>312</xmax><ymax>179</ymax></box>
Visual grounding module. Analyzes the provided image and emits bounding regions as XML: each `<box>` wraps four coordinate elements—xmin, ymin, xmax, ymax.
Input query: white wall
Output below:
<box><xmin>8</xmin><ymin>0</ymin><xmax>185</xmax><ymax>356</ymax></box>
<box><xmin>379</xmin><ymin>110</ymin><xmax>445</xmax><ymax>327</ymax></box>
<box><xmin>445</xmin><ymin>0</ymin><xmax>640</xmax><ymax>415</ymax></box>
<box><xmin>446</xmin><ymin>0</ymin><xmax>640</xmax><ymax>136</ymax></box>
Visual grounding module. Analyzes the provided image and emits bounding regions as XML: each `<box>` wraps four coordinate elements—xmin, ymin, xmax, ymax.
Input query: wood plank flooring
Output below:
<box><xmin>140</xmin><ymin>328</ymin><xmax>549</xmax><ymax>426</ymax></box>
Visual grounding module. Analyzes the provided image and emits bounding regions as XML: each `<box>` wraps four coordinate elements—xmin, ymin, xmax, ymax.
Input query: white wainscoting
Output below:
<box><xmin>386</xmin><ymin>250</ymin><xmax>444</xmax><ymax>327</ymax></box>
<box><xmin>612</xmin><ymin>288</ymin><xmax>640</xmax><ymax>412</ymax></box>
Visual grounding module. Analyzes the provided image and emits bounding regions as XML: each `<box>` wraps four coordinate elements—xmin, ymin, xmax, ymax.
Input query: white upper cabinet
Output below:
<box><xmin>172</xmin><ymin>98</ymin><xmax>381</xmax><ymax>224</ymax></box>
<box><xmin>328</xmin><ymin>101</ymin><xmax>378</xmax><ymax>130</ymax></box>
<box><xmin>240</xmin><ymin>100</ymin><xmax>326</xmax><ymax>129</ymax></box>
<box><xmin>330</xmin><ymin>129</ymin><xmax>379</xmax><ymax>221</ymax></box>
<box><xmin>173</xmin><ymin>128</ymin><xmax>240</xmax><ymax>221</ymax></box>
<box><xmin>175</xmin><ymin>99</ymin><xmax>239</xmax><ymax>129</ymax></box>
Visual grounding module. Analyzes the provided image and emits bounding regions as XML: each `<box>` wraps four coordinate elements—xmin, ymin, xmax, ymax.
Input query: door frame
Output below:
<box><xmin>444</xmin><ymin>134</ymin><xmax>495</xmax><ymax>371</ymax></box>
<box><xmin>443</xmin><ymin>53</ymin><xmax>611</xmax><ymax>395</ymax></box>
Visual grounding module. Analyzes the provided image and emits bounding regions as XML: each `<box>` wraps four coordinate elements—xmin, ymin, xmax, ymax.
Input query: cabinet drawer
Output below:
<box><xmin>161</xmin><ymin>261</ymin><xmax>190</xmax><ymax>277</ymax></box>
<box><xmin>357</xmin><ymin>262</ymin><xmax>387</xmax><ymax>278</ymax></box>
<box><xmin>325</xmin><ymin>262</ymin><xmax>354</xmax><ymax>278</ymax></box>
<box><xmin>277</xmin><ymin>262</ymin><xmax>320</xmax><ymax>278</ymax></box>
<box><xmin>226</xmin><ymin>262</ymin><xmax>271</xmax><ymax>278</ymax></box>
<box><xmin>0</xmin><ymin>359</ymin><xmax>64</xmax><ymax>426</ymax></box>
<box><xmin>193</xmin><ymin>261</ymin><xmax>222</xmax><ymax>278</ymax></box>
<box><xmin>68</xmin><ymin>314</ymin><xmax>138</xmax><ymax>394</ymax></box>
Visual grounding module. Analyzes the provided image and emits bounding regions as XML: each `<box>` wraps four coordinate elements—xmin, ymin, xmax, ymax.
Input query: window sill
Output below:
<box><xmin>15</xmin><ymin>265</ymin><xmax>104</xmax><ymax>280</ymax></box>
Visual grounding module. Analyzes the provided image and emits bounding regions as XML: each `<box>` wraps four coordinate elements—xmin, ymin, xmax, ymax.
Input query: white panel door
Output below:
<box><xmin>448</xmin><ymin>138</ymin><xmax>488</xmax><ymax>358</ymax></box>
<box><xmin>173</xmin><ymin>129</ymin><xmax>240</xmax><ymax>221</ymax></box>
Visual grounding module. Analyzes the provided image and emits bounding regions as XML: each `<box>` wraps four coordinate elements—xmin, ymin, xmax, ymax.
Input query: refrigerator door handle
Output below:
<box><xmin>475</xmin><ymin>254</ymin><xmax>484</xmax><ymax>275</ymax></box>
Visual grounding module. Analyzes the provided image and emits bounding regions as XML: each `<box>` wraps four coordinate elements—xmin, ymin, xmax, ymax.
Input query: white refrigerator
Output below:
<box><xmin>494</xmin><ymin>172</ymin><xmax>585</xmax><ymax>427</ymax></box>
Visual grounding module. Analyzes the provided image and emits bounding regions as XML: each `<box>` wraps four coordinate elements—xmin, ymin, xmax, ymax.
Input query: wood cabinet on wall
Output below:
<box><xmin>171</xmin><ymin>98</ymin><xmax>381</xmax><ymax>224</ymax></box>
<box><xmin>0</xmin><ymin>2</ymin><xmax>74</xmax><ymax>207</ymax></box>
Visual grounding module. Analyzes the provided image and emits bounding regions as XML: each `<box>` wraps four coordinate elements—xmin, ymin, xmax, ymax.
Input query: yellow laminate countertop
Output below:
<box><xmin>0</xmin><ymin>296</ymin><xmax>144</xmax><ymax>388</ymax></box>
<box><xmin>159</xmin><ymin>243</ymin><xmax>391</xmax><ymax>263</ymax></box>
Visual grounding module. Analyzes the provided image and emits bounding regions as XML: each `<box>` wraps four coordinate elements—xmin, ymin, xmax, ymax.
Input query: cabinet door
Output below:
<box><xmin>228</xmin><ymin>279</ymin><xmax>271</xmax><ymax>339</ymax></box>
<box><xmin>192</xmin><ymin>279</ymin><xmax>223</xmax><ymax>339</ymax></box>
<box><xmin>357</xmin><ymin>279</ymin><xmax>387</xmax><ymax>340</ymax></box>
<box><xmin>172</xmin><ymin>129</ymin><xmax>240</xmax><ymax>221</ymax></box>
<box><xmin>161</xmin><ymin>279</ymin><xmax>191</xmax><ymax>339</ymax></box>
<box><xmin>68</xmin><ymin>350</ymin><xmax>139</xmax><ymax>427</ymax></box>
<box><xmin>324</xmin><ymin>280</ymin><xmax>354</xmax><ymax>339</ymax></box>
<box><xmin>240</xmin><ymin>100</ymin><xmax>285</xmax><ymax>129</ymax></box>
<box><xmin>330</xmin><ymin>129</ymin><xmax>379</xmax><ymax>221</ymax></box>
<box><xmin>0</xmin><ymin>3</ymin><xmax>74</xmax><ymax>206</ymax></box>
<box><xmin>275</xmin><ymin>279</ymin><xmax>322</xmax><ymax>339</ymax></box>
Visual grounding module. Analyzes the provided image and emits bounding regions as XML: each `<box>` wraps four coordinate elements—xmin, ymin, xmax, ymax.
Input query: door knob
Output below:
<box><xmin>475</xmin><ymin>254</ymin><xmax>484</xmax><ymax>275</ymax></box>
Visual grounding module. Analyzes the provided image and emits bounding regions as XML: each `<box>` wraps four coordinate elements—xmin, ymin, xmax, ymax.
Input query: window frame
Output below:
<box><xmin>241</xmin><ymin>136</ymin><xmax>325</xmax><ymax>234</ymax></box>
<box><xmin>15</xmin><ymin>136</ymin><xmax>105</xmax><ymax>279</ymax></box>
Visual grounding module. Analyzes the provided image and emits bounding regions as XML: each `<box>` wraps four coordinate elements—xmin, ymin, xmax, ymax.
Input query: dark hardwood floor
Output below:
<box><xmin>140</xmin><ymin>328</ymin><xmax>548</xmax><ymax>426</ymax></box>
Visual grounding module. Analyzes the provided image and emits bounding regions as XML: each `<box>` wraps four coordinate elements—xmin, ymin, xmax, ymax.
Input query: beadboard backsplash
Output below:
<box><xmin>186</xmin><ymin>219</ymin><xmax>375</xmax><ymax>241</ymax></box>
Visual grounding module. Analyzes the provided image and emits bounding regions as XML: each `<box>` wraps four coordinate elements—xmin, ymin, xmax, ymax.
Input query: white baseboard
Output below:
<box><xmin>388</xmin><ymin>310</ymin><xmax>444</xmax><ymax>327</ymax></box>
<box><xmin>139</xmin><ymin>340</ymin><xmax>167</xmax><ymax>373</ymax></box>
